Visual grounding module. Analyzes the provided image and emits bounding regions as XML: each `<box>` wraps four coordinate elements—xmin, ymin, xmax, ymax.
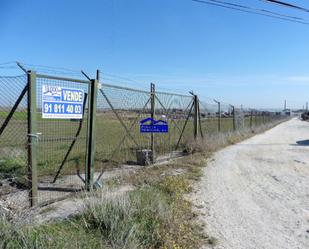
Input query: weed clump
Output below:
<box><xmin>82</xmin><ymin>176</ymin><xmax>202</xmax><ymax>249</ymax></box>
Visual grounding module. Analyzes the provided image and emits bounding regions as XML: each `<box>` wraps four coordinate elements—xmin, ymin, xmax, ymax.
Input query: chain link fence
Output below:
<box><xmin>199</xmin><ymin>100</ymin><xmax>234</xmax><ymax>134</ymax></box>
<box><xmin>0</xmin><ymin>75</ymin><xmax>29</xmax><ymax>208</ymax></box>
<box><xmin>94</xmin><ymin>83</ymin><xmax>152</xmax><ymax>172</ymax></box>
<box><xmin>155</xmin><ymin>91</ymin><xmax>194</xmax><ymax>155</ymax></box>
<box><xmin>0</xmin><ymin>65</ymin><xmax>289</xmax><ymax>208</ymax></box>
<box><xmin>93</xmin><ymin>83</ymin><xmax>195</xmax><ymax>184</ymax></box>
<box><xmin>35</xmin><ymin>74</ymin><xmax>90</xmax><ymax>205</ymax></box>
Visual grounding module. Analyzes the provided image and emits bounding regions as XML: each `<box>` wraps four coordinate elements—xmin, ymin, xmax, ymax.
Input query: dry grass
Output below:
<box><xmin>81</xmin><ymin>176</ymin><xmax>206</xmax><ymax>249</ymax></box>
<box><xmin>0</xmin><ymin>118</ymin><xmax>288</xmax><ymax>249</ymax></box>
<box><xmin>0</xmin><ymin>213</ymin><xmax>104</xmax><ymax>249</ymax></box>
<box><xmin>185</xmin><ymin>121</ymin><xmax>287</xmax><ymax>155</ymax></box>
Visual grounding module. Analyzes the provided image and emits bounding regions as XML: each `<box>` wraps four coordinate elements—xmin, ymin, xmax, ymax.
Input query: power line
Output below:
<box><xmin>192</xmin><ymin>0</ymin><xmax>309</xmax><ymax>25</ymax></box>
<box><xmin>208</xmin><ymin>0</ymin><xmax>303</xmax><ymax>20</ymax></box>
<box><xmin>193</xmin><ymin>0</ymin><xmax>307</xmax><ymax>22</ymax></box>
<box><xmin>0</xmin><ymin>61</ymin><xmax>16</xmax><ymax>66</ymax></box>
<box><xmin>263</xmin><ymin>0</ymin><xmax>309</xmax><ymax>13</ymax></box>
<box><xmin>0</xmin><ymin>66</ymin><xmax>18</xmax><ymax>69</ymax></box>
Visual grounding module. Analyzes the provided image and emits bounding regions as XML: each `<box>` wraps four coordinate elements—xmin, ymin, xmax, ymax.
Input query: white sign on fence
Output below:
<box><xmin>42</xmin><ymin>85</ymin><xmax>84</xmax><ymax>119</ymax></box>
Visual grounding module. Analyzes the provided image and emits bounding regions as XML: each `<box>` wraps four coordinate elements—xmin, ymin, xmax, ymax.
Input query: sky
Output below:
<box><xmin>1</xmin><ymin>0</ymin><xmax>309</xmax><ymax>109</ymax></box>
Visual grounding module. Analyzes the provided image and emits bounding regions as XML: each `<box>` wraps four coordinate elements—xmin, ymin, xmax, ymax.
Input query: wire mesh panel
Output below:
<box><xmin>254</xmin><ymin>112</ymin><xmax>264</xmax><ymax>127</ymax></box>
<box><xmin>221</xmin><ymin>104</ymin><xmax>234</xmax><ymax>133</ymax></box>
<box><xmin>94</xmin><ymin>83</ymin><xmax>152</xmax><ymax>175</ymax></box>
<box><xmin>35</xmin><ymin>75</ymin><xmax>90</xmax><ymax>205</ymax></box>
<box><xmin>199</xmin><ymin>100</ymin><xmax>219</xmax><ymax>134</ymax></box>
<box><xmin>200</xmin><ymin>101</ymin><xmax>235</xmax><ymax>134</ymax></box>
<box><xmin>155</xmin><ymin>91</ymin><xmax>194</xmax><ymax>154</ymax></box>
<box><xmin>246</xmin><ymin>111</ymin><xmax>283</xmax><ymax>129</ymax></box>
<box><xmin>235</xmin><ymin>108</ymin><xmax>245</xmax><ymax>130</ymax></box>
<box><xmin>0</xmin><ymin>75</ymin><xmax>29</xmax><ymax>208</ymax></box>
<box><xmin>243</xmin><ymin>109</ymin><xmax>252</xmax><ymax>129</ymax></box>
<box><xmin>94</xmin><ymin>83</ymin><xmax>194</xmax><ymax>183</ymax></box>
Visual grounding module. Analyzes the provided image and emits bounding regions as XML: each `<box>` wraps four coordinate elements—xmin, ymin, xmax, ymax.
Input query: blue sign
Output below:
<box><xmin>140</xmin><ymin>117</ymin><xmax>168</xmax><ymax>133</ymax></box>
<box><xmin>42</xmin><ymin>85</ymin><xmax>84</xmax><ymax>119</ymax></box>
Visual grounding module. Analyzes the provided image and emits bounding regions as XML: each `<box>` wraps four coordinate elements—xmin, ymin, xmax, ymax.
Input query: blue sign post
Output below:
<box><xmin>42</xmin><ymin>85</ymin><xmax>84</xmax><ymax>119</ymax></box>
<box><xmin>140</xmin><ymin>117</ymin><xmax>168</xmax><ymax>133</ymax></box>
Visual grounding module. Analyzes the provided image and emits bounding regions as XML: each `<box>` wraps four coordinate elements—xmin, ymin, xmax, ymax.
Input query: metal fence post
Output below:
<box><xmin>231</xmin><ymin>105</ymin><xmax>236</xmax><ymax>131</ymax></box>
<box><xmin>85</xmin><ymin>79</ymin><xmax>98</xmax><ymax>190</ymax></box>
<box><xmin>198</xmin><ymin>98</ymin><xmax>204</xmax><ymax>139</ymax></box>
<box><xmin>27</xmin><ymin>71</ymin><xmax>38</xmax><ymax>207</ymax></box>
<box><xmin>194</xmin><ymin>95</ymin><xmax>199</xmax><ymax>139</ymax></box>
<box><xmin>255</xmin><ymin>112</ymin><xmax>258</xmax><ymax>126</ymax></box>
<box><xmin>150</xmin><ymin>83</ymin><xmax>156</xmax><ymax>163</ymax></box>
<box><xmin>214</xmin><ymin>100</ymin><xmax>221</xmax><ymax>132</ymax></box>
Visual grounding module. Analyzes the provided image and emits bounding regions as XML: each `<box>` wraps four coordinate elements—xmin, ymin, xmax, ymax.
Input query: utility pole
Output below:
<box><xmin>306</xmin><ymin>102</ymin><xmax>308</xmax><ymax>111</ymax></box>
<box><xmin>214</xmin><ymin>99</ymin><xmax>221</xmax><ymax>132</ymax></box>
<box><xmin>284</xmin><ymin>100</ymin><xmax>287</xmax><ymax>110</ymax></box>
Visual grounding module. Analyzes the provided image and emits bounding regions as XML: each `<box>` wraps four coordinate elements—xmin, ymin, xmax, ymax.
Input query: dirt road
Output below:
<box><xmin>194</xmin><ymin>118</ymin><xmax>309</xmax><ymax>249</ymax></box>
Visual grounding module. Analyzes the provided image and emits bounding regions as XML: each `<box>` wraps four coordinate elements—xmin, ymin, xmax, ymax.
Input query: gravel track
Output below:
<box><xmin>193</xmin><ymin>118</ymin><xmax>309</xmax><ymax>249</ymax></box>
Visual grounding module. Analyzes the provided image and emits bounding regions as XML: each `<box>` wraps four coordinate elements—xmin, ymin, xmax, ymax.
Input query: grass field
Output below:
<box><xmin>0</xmin><ymin>120</ymin><xmax>287</xmax><ymax>249</ymax></box>
<box><xmin>0</xmin><ymin>109</ymin><xmax>282</xmax><ymax>190</ymax></box>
